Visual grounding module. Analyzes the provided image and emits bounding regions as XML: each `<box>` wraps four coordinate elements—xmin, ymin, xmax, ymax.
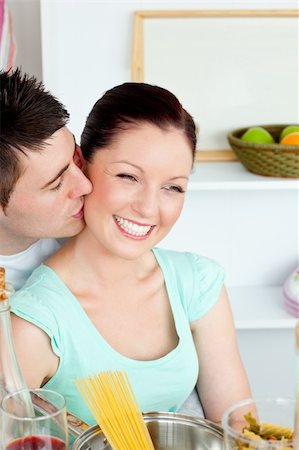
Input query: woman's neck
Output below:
<box><xmin>46</xmin><ymin>228</ymin><xmax>155</xmax><ymax>289</ymax></box>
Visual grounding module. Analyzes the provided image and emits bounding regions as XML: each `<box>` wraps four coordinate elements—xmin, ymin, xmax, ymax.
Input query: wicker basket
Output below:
<box><xmin>227</xmin><ymin>124</ymin><xmax>299</xmax><ymax>178</ymax></box>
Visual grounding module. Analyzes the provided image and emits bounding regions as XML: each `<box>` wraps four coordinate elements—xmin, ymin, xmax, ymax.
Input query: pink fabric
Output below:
<box><xmin>284</xmin><ymin>300</ymin><xmax>299</xmax><ymax>318</ymax></box>
<box><xmin>0</xmin><ymin>0</ymin><xmax>5</xmax><ymax>43</ymax></box>
<box><xmin>283</xmin><ymin>291</ymin><xmax>299</xmax><ymax>318</ymax></box>
<box><xmin>0</xmin><ymin>0</ymin><xmax>16</xmax><ymax>71</ymax></box>
<box><xmin>7</xmin><ymin>9</ymin><xmax>15</xmax><ymax>69</ymax></box>
<box><xmin>283</xmin><ymin>288</ymin><xmax>299</xmax><ymax>305</ymax></box>
<box><xmin>283</xmin><ymin>266</ymin><xmax>299</xmax><ymax>318</ymax></box>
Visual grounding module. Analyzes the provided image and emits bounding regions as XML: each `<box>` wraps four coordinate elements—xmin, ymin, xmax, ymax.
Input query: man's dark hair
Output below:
<box><xmin>81</xmin><ymin>82</ymin><xmax>196</xmax><ymax>162</ymax></box>
<box><xmin>0</xmin><ymin>68</ymin><xmax>69</xmax><ymax>209</ymax></box>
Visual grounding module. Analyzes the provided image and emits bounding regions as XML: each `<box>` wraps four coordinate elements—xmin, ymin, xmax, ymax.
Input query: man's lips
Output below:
<box><xmin>72</xmin><ymin>205</ymin><xmax>84</xmax><ymax>219</ymax></box>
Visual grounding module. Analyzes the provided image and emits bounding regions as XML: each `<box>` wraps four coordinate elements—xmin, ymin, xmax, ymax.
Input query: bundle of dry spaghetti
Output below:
<box><xmin>75</xmin><ymin>371</ymin><xmax>155</xmax><ymax>450</ymax></box>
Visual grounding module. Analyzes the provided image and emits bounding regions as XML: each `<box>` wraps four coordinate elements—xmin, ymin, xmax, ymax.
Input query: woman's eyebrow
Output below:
<box><xmin>110</xmin><ymin>161</ymin><xmax>143</xmax><ymax>171</ymax></box>
<box><xmin>111</xmin><ymin>161</ymin><xmax>189</xmax><ymax>180</ymax></box>
<box><xmin>168</xmin><ymin>175</ymin><xmax>189</xmax><ymax>181</ymax></box>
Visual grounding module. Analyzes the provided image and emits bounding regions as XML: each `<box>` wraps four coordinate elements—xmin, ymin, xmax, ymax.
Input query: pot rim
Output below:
<box><xmin>71</xmin><ymin>411</ymin><xmax>224</xmax><ymax>449</ymax></box>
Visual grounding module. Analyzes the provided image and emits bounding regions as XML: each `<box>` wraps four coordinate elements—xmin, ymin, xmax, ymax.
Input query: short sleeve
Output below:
<box><xmin>187</xmin><ymin>253</ymin><xmax>225</xmax><ymax>322</ymax></box>
<box><xmin>10</xmin><ymin>290</ymin><xmax>62</xmax><ymax>358</ymax></box>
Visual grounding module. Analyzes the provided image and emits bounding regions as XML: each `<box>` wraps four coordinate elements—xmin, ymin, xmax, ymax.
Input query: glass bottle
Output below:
<box><xmin>0</xmin><ymin>267</ymin><xmax>33</xmax><ymax>448</ymax></box>
<box><xmin>0</xmin><ymin>267</ymin><xmax>27</xmax><ymax>399</ymax></box>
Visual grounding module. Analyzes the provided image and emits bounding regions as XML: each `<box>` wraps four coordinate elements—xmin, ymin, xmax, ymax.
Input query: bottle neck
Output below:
<box><xmin>0</xmin><ymin>304</ymin><xmax>28</xmax><ymax>396</ymax></box>
<box><xmin>0</xmin><ymin>299</ymin><xmax>10</xmax><ymax>314</ymax></box>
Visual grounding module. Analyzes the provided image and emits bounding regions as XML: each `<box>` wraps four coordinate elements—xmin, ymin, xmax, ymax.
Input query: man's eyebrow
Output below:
<box><xmin>41</xmin><ymin>164</ymin><xmax>70</xmax><ymax>189</ymax></box>
<box><xmin>41</xmin><ymin>134</ymin><xmax>76</xmax><ymax>189</ymax></box>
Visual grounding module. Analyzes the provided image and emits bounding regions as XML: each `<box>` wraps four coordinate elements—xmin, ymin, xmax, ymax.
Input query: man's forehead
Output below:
<box><xmin>16</xmin><ymin>128</ymin><xmax>75</xmax><ymax>184</ymax></box>
<box><xmin>44</xmin><ymin>126</ymin><xmax>74</xmax><ymax>146</ymax></box>
<box><xmin>18</xmin><ymin>127</ymin><xmax>74</xmax><ymax>156</ymax></box>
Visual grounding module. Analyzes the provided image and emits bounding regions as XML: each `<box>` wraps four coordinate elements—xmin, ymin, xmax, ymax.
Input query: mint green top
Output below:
<box><xmin>11</xmin><ymin>248</ymin><xmax>224</xmax><ymax>425</ymax></box>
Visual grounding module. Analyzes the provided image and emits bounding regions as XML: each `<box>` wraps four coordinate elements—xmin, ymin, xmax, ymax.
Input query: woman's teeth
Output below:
<box><xmin>114</xmin><ymin>216</ymin><xmax>151</xmax><ymax>236</ymax></box>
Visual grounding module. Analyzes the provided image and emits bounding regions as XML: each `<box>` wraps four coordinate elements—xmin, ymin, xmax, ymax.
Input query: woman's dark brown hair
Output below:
<box><xmin>81</xmin><ymin>82</ymin><xmax>196</xmax><ymax>162</ymax></box>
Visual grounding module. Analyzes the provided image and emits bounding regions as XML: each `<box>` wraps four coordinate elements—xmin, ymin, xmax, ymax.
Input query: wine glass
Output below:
<box><xmin>1</xmin><ymin>388</ymin><xmax>68</xmax><ymax>450</ymax></box>
<box><xmin>222</xmin><ymin>397</ymin><xmax>295</xmax><ymax>449</ymax></box>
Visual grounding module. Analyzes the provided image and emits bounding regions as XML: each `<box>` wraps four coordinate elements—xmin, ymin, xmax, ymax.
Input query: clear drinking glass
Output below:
<box><xmin>222</xmin><ymin>397</ymin><xmax>295</xmax><ymax>449</ymax></box>
<box><xmin>1</xmin><ymin>388</ymin><xmax>69</xmax><ymax>450</ymax></box>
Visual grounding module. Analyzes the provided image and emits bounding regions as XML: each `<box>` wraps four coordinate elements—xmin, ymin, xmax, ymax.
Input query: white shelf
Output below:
<box><xmin>228</xmin><ymin>285</ymin><xmax>298</xmax><ymax>330</ymax></box>
<box><xmin>188</xmin><ymin>162</ymin><xmax>299</xmax><ymax>191</ymax></box>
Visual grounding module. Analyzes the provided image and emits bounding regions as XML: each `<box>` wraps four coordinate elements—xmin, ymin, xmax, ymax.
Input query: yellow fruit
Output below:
<box><xmin>280</xmin><ymin>132</ymin><xmax>299</xmax><ymax>146</ymax></box>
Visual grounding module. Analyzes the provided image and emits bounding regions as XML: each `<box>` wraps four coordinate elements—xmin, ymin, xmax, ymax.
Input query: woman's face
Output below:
<box><xmin>83</xmin><ymin>122</ymin><xmax>193</xmax><ymax>260</ymax></box>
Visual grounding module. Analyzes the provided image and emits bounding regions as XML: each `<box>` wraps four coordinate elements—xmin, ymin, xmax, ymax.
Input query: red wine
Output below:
<box><xmin>6</xmin><ymin>436</ymin><xmax>66</xmax><ymax>450</ymax></box>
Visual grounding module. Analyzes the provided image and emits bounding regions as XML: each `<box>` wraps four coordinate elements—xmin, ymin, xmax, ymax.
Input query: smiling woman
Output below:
<box><xmin>83</xmin><ymin>122</ymin><xmax>192</xmax><ymax>257</ymax></box>
<box><xmin>10</xmin><ymin>82</ymin><xmax>251</xmax><ymax>426</ymax></box>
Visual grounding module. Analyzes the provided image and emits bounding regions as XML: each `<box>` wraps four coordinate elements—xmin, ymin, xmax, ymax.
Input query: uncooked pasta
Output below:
<box><xmin>75</xmin><ymin>371</ymin><xmax>155</xmax><ymax>450</ymax></box>
<box><xmin>236</xmin><ymin>412</ymin><xmax>294</xmax><ymax>449</ymax></box>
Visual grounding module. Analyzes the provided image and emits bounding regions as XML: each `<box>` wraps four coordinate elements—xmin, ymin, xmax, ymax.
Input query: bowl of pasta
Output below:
<box><xmin>222</xmin><ymin>397</ymin><xmax>295</xmax><ymax>449</ymax></box>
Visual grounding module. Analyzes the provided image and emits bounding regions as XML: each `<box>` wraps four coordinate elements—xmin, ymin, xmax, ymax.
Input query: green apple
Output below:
<box><xmin>241</xmin><ymin>127</ymin><xmax>275</xmax><ymax>144</ymax></box>
<box><xmin>280</xmin><ymin>125</ymin><xmax>299</xmax><ymax>141</ymax></box>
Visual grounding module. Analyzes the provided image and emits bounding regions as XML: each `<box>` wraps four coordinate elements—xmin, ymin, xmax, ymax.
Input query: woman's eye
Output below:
<box><xmin>117</xmin><ymin>173</ymin><xmax>138</xmax><ymax>182</ymax></box>
<box><xmin>164</xmin><ymin>185</ymin><xmax>185</xmax><ymax>193</ymax></box>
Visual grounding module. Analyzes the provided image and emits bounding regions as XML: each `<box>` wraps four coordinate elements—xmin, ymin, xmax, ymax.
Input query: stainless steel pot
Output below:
<box><xmin>31</xmin><ymin>392</ymin><xmax>224</xmax><ymax>449</ymax></box>
<box><xmin>69</xmin><ymin>411</ymin><xmax>224</xmax><ymax>450</ymax></box>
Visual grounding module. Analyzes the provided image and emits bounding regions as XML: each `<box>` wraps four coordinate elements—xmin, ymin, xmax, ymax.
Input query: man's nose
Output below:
<box><xmin>69</xmin><ymin>167</ymin><xmax>93</xmax><ymax>199</ymax></box>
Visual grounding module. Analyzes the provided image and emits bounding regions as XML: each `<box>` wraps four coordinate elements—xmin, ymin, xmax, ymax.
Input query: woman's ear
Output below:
<box><xmin>73</xmin><ymin>145</ymin><xmax>85</xmax><ymax>170</ymax></box>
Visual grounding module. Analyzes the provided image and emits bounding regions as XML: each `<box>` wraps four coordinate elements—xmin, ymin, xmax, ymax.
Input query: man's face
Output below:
<box><xmin>0</xmin><ymin>127</ymin><xmax>92</xmax><ymax>251</ymax></box>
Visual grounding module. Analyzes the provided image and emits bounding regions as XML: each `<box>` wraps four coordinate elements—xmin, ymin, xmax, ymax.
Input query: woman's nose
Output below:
<box><xmin>131</xmin><ymin>187</ymin><xmax>158</xmax><ymax>219</ymax></box>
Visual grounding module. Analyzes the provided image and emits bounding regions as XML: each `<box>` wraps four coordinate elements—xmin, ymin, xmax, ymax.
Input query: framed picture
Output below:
<box><xmin>131</xmin><ymin>10</ymin><xmax>298</xmax><ymax>162</ymax></box>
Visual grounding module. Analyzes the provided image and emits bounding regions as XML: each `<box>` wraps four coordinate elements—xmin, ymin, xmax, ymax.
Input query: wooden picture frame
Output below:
<box><xmin>131</xmin><ymin>10</ymin><xmax>298</xmax><ymax>162</ymax></box>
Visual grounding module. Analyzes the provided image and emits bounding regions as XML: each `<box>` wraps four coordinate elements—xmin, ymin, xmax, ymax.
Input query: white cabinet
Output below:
<box><xmin>160</xmin><ymin>162</ymin><xmax>298</xmax><ymax>398</ymax></box>
<box><xmin>229</xmin><ymin>287</ymin><xmax>296</xmax><ymax>398</ymax></box>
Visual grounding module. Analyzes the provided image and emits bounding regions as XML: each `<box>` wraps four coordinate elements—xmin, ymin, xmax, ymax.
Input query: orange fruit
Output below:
<box><xmin>280</xmin><ymin>125</ymin><xmax>299</xmax><ymax>140</ymax></box>
<box><xmin>280</xmin><ymin>132</ymin><xmax>299</xmax><ymax>146</ymax></box>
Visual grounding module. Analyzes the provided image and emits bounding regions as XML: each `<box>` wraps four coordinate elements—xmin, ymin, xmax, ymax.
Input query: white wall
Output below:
<box><xmin>7</xmin><ymin>0</ymin><xmax>297</xmax><ymax>132</ymax></box>
<box><xmin>40</xmin><ymin>0</ymin><xmax>298</xmax><ymax>142</ymax></box>
<box><xmin>160</xmin><ymin>188</ymin><xmax>298</xmax><ymax>286</ymax></box>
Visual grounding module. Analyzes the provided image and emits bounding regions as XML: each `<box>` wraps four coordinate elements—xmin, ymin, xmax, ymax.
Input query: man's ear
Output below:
<box><xmin>73</xmin><ymin>145</ymin><xmax>85</xmax><ymax>170</ymax></box>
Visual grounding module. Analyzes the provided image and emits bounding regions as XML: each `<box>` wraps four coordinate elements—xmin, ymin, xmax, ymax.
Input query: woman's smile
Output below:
<box><xmin>113</xmin><ymin>215</ymin><xmax>154</xmax><ymax>239</ymax></box>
